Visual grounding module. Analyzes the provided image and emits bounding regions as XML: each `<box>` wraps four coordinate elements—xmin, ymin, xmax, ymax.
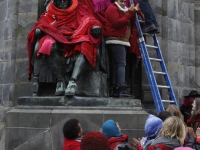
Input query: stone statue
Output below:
<box><xmin>27</xmin><ymin>0</ymin><xmax>103</xmax><ymax>96</ymax></box>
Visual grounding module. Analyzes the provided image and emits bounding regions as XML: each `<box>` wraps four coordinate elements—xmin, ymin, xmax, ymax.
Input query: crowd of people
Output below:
<box><xmin>62</xmin><ymin>90</ymin><xmax>200</xmax><ymax>150</ymax></box>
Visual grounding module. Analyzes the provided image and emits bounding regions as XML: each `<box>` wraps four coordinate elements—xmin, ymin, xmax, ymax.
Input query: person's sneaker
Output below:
<box><xmin>143</xmin><ymin>24</ymin><xmax>156</xmax><ymax>34</ymax></box>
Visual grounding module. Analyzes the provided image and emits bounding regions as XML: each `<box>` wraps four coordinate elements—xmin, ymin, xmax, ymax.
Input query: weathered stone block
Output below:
<box><xmin>189</xmin><ymin>66</ymin><xmax>196</xmax><ymax>88</ymax></box>
<box><xmin>189</xmin><ymin>3</ymin><xmax>195</xmax><ymax>22</ymax></box>
<box><xmin>178</xmin><ymin>1</ymin><xmax>189</xmax><ymax>23</ymax></box>
<box><xmin>0</xmin><ymin>1</ymin><xmax>6</xmax><ymax>21</ymax></box>
<box><xmin>177</xmin><ymin>43</ymin><xmax>189</xmax><ymax>65</ymax></box>
<box><xmin>177</xmin><ymin>22</ymin><xmax>189</xmax><ymax>43</ymax></box>
<box><xmin>5</xmin><ymin>107</ymin><xmax>148</xmax><ymax>150</ymax></box>
<box><xmin>0</xmin><ymin>86</ymin><xmax>2</xmax><ymax>105</ymax></box>
<box><xmin>195</xmin><ymin>67</ymin><xmax>200</xmax><ymax>88</ymax></box>
<box><xmin>18</xmin><ymin>0</ymin><xmax>38</xmax><ymax>13</ymax></box>
<box><xmin>168</xmin><ymin>63</ymin><xmax>183</xmax><ymax>87</ymax></box>
<box><xmin>8</xmin><ymin>0</ymin><xmax>18</xmax><ymax>16</ymax></box>
<box><xmin>195</xmin><ymin>25</ymin><xmax>200</xmax><ymax>46</ymax></box>
<box><xmin>196</xmin><ymin>46</ymin><xmax>200</xmax><ymax>66</ymax></box>
<box><xmin>168</xmin><ymin>0</ymin><xmax>179</xmax><ymax>20</ymax></box>
<box><xmin>6</xmin><ymin>109</ymin><xmax>52</xmax><ymax>128</ymax></box>
<box><xmin>17</xmin><ymin>13</ymin><xmax>37</xmax><ymax>37</ymax></box>
<box><xmin>188</xmin><ymin>24</ymin><xmax>195</xmax><ymax>45</ymax></box>
<box><xmin>16</xmin><ymin>37</ymin><xmax>28</xmax><ymax>60</ymax></box>
<box><xmin>161</xmin><ymin>17</ymin><xmax>168</xmax><ymax>39</ymax></box>
<box><xmin>2</xmin><ymin>84</ymin><xmax>14</xmax><ymax>103</ymax></box>
<box><xmin>162</xmin><ymin>0</ymin><xmax>168</xmax><ymax>16</ymax></box>
<box><xmin>15</xmin><ymin>60</ymin><xmax>29</xmax><ymax>83</ymax></box>
<box><xmin>0</xmin><ymin>62</ymin><xmax>13</xmax><ymax>84</ymax></box>
<box><xmin>195</xmin><ymin>8</ymin><xmax>200</xmax><ymax>24</ymax></box>
<box><xmin>167</xmin><ymin>40</ymin><xmax>178</xmax><ymax>63</ymax></box>
<box><xmin>189</xmin><ymin>45</ymin><xmax>195</xmax><ymax>66</ymax></box>
<box><xmin>6</xmin><ymin>128</ymin><xmax>48</xmax><ymax>150</ymax></box>
<box><xmin>168</xmin><ymin>19</ymin><xmax>178</xmax><ymax>41</ymax></box>
<box><xmin>13</xmin><ymin>83</ymin><xmax>33</xmax><ymax>105</ymax></box>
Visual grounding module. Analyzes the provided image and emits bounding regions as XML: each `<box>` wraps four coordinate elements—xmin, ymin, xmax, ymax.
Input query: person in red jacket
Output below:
<box><xmin>80</xmin><ymin>131</ymin><xmax>110</xmax><ymax>150</ymax></box>
<box><xmin>148</xmin><ymin>116</ymin><xmax>186</xmax><ymax>150</ymax></box>
<box><xmin>105</xmin><ymin>0</ymin><xmax>139</xmax><ymax>98</ymax></box>
<box><xmin>62</xmin><ymin>119</ymin><xmax>83</xmax><ymax>150</ymax></box>
<box><xmin>102</xmin><ymin>119</ymin><xmax>133</xmax><ymax>150</ymax></box>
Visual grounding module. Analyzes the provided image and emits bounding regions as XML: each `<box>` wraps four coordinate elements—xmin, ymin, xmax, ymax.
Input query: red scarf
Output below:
<box><xmin>27</xmin><ymin>0</ymin><xmax>102</xmax><ymax>80</ymax></box>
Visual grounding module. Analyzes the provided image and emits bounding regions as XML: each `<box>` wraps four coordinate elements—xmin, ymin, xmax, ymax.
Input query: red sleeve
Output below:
<box><xmin>147</xmin><ymin>145</ymin><xmax>155</xmax><ymax>150</ymax></box>
<box><xmin>106</xmin><ymin>5</ymin><xmax>133</xmax><ymax>29</ymax></box>
<box><xmin>136</xmin><ymin>144</ymin><xmax>144</xmax><ymax>150</ymax></box>
<box><xmin>196</xmin><ymin>138</ymin><xmax>200</xmax><ymax>142</ymax></box>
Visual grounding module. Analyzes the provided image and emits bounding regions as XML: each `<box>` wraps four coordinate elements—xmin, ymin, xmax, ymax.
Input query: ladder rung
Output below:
<box><xmin>146</xmin><ymin>45</ymin><xmax>158</xmax><ymax>49</ymax></box>
<box><xmin>149</xmin><ymin>58</ymin><xmax>162</xmax><ymax>62</ymax></box>
<box><xmin>139</xmin><ymin>20</ymin><xmax>145</xmax><ymax>23</ymax></box>
<box><xmin>153</xmin><ymin>71</ymin><xmax>166</xmax><ymax>75</ymax></box>
<box><xmin>162</xmin><ymin>100</ymin><xmax>175</xmax><ymax>103</ymax></box>
<box><xmin>157</xmin><ymin>85</ymin><xmax>170</xmax><ymax>89</ymax></box>
<box><xmin>143</xmin><ymin>33</ymin><xmax>154</xmax><ymax>36</ymax></box>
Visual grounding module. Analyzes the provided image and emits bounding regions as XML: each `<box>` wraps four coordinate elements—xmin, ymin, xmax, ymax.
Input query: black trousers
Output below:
<box><xmin>107</xmin><ymin>44</ymin><xmax>127</xmax><ymax>87</ymax></box>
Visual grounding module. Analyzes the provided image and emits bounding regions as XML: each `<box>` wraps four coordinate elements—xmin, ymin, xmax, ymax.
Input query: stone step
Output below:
<box><xmin>6</xmin><ymin>107</ymin><xmax>149</xmax><ymax>150</ymax></box>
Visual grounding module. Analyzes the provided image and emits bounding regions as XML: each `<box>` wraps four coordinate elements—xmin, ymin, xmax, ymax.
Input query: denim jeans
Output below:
<box><xmin>137</xmin><ymin>0</ymin><xmax>158</xmax><ymax>27</ymax></box>
<box><xmin>107</xmin><ymin>44</ymin><xmax>127</xmax><ymax>87</ymax></box>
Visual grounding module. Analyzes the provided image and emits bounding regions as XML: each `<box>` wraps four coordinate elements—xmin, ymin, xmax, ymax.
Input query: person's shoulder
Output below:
<box><xmin>106</xmin><ymin>3</ymin><xmax>118</xmax><ymax>12</ymax></box>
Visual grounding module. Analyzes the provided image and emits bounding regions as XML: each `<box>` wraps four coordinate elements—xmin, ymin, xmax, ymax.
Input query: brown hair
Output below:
<box><xmin>158</xmin><ymin>116</ymin><xmax>186</xmax><ymax>146</ymax></box>
<box><xmin>166</xmin><ymin>104</ymin><xmax>183</xmax><ymax>120</ymax></box>
<box><xmin>190</xmin><ymin>98</ymin><xmax>200</xmax><ymax>132</ymax></box>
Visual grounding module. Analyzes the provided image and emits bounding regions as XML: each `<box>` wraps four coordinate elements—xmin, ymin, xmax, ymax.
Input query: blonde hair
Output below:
<box><xmin>166</xmin><ymin>104</ymin><xmax>182</xmax><ymax>120</ymax></box>
<box><xmin>158</xmin><ymin>116</ymin><xmax>186</xmax><ymax>146</ymax></box>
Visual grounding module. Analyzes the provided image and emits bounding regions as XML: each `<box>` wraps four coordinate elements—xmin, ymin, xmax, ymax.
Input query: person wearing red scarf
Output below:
<box><xmin>27</xmin><ymin>0</ymin><xmax>102</xmax><ymax>96</ymax></box>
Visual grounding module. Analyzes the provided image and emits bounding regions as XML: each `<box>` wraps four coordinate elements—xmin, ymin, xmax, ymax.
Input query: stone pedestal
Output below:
<box><xmin>5</xmin><ymin>99</ymin><xmax>148</xmax><ymax>150</ymax></box>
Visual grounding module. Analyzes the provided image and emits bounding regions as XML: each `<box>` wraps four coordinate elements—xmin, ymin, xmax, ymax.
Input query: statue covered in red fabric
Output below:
<box><xmin>27</xmin><ymin>0</ymin><xmax>103</xmax><ymax>96</ymax></box>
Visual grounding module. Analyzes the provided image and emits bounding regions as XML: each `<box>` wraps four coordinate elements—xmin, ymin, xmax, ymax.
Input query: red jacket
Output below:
<box><xmin>148</xmin><ymin>144</ymin><xmax>173</xmax><ymax>150</ymax></box>
<box><xmin>62</xmin><ymin>138</ymin><xmax>80</xmax><ymax>150</ymax></box>
<box><xmin>105</xmin><ymin>3</ymin><xmax>134</xmax><ymax>37</ymax></box>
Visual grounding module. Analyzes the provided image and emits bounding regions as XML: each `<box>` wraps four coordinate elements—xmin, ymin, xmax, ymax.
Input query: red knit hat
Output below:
<box><xmin>81</xmin><ymin>131</ymin><xmax>110</xmax><ymax>150</ymax></box>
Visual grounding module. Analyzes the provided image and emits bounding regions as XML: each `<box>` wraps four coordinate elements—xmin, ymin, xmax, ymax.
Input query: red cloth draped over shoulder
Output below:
<box><xmin>27</xmin><ymin>0</ymin><xmax>102</xmax><ymax>80</ymax></box>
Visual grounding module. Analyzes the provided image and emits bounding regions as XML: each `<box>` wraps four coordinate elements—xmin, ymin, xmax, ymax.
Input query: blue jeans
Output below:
<box><xmin>137</xmin><ymin>0</ymin><xmax>158</xmax><ymax>27</ymax></box>
<box><xmin>107</xmin><ymin>44</ymin><xmax>127</xmax><ymax>87</ymax></box>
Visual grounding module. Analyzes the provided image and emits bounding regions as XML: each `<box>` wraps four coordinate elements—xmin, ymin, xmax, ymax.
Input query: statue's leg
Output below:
<box><xmin>65</xmin><ymin>53</ymin><xmax>88</xmax><ymax>96</ymax></box>
<box><xmin>48</xmin><ymin>43</ymin><xmax>66</xmax><ymax>96</ymax></box>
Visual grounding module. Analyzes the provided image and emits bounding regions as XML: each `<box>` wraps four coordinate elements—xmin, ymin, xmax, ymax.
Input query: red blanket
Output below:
<box><xmin>27</xmin><ymin>0</ymin><xmax>102</xmax><ymax>80</ymax></box>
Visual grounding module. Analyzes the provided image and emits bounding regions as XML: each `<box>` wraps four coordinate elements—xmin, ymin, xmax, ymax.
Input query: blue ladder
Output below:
<box><xmin>133</xmin><ymin>13</ymin><xmax>178</xmax><ymax>113</ymax></box>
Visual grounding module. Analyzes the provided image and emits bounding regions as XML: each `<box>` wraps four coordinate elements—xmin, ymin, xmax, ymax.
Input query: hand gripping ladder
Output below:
<box><xmin>130</xmin><ymin>0</ymin><xmax>178</xmax><ymax>113</ymax></box>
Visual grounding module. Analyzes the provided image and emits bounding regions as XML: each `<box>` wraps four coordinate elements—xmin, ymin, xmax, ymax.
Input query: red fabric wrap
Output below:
<box><xmin>27</xmin><ymin>0</ymin><xmax>102</xmax><ymax>80</ymax></box>
<box><xmin>109</xmin><ymin>134</ymin><xmax>129</xmax><ymax>150</ymax></box>
<box><xmin>62</xmin><ymin>138</ymin><xmax>80</xmax><ymax>150</ymax></box>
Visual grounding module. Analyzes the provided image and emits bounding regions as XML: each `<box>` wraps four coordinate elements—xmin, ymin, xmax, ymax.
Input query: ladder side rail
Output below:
<box><xmin>135</xmin><ymin>16</ymin><xmax>164</xmax><ymax>113</ymax></box>
<box><xmin>153</xmin><ymin>35</ymin><xmax>178</xmax><ymax>106</ymax></box>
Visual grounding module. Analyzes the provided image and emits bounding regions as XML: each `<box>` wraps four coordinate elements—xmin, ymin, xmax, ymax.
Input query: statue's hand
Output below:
<box><xmin>91</xmin><ymin>26</ymin><xmax>101</xmax><ymax>38</ymax></box>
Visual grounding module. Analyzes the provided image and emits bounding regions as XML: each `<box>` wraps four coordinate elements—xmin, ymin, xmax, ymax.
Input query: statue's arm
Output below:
<box><xmin>91</xmin><ymin>26</ymin><xmax>102</xmax><ymax>38</ymax></box>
